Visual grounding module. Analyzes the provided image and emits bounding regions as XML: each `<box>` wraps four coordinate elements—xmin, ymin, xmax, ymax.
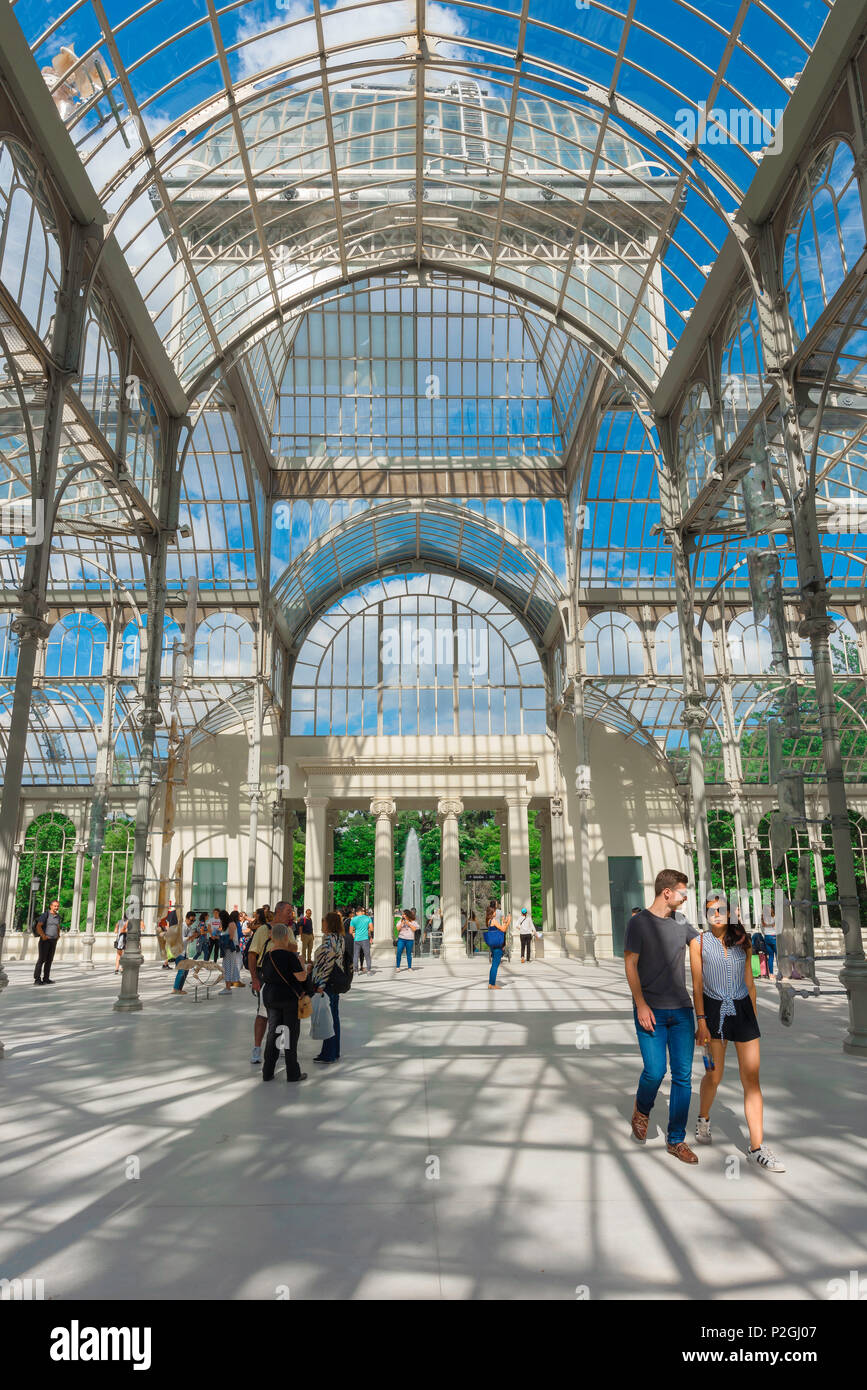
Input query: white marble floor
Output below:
<box><xmin>0</xmin><ymin>955</ymin><xmax>865</xmax><ymax>1300</ymax></box>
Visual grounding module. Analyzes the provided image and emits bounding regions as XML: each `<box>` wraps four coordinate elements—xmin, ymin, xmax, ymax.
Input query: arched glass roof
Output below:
<box><xmin>10</xmin><ymin>0</ymin><xmax>832</xmax><ymax>393</ymax></box>
<box><xmin>271</xmin><ymin>498</ymin><xmax>566</xmax><ymax>648</ymax></box>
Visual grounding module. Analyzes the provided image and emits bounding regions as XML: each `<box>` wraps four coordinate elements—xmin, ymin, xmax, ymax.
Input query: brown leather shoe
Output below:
<box><xmin>667</xmin><ymin>1141</ymin><xmax>699</xmax><ymax>1164</ymax></box>
<box><xmin>631</xmin><ymin>1103</ymin><xmax>649</xmax><ymax>1143</ymax></box>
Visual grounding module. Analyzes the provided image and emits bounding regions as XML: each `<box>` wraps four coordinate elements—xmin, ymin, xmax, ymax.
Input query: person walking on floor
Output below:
<box><xmin>260</xmin><ymin>921</ymin><xmax>310</xmax><ymax>1083</ymax></box>
<box><xmin>33</xmin><ymin>899</ymin><xmax>62</xmax><ymax>984</ymax></box>
<box><xmin>395</xmin><ymin>907</ymin><xmax>416</xmax><ymax>971</ymax></box>
<box><xmin>690</xmin><ymin>895</ymin><xmax>785</xmax><ymax>1172</ymax></box>
<box><xmin>351</xmin><ymin>904</ymin><xmax>373</xmax><ymax>973</ymax></box>
<box><xmin>248</xmin><ymin>901</ymin><xmax>297</xmax><ymax>1065</ymax></box>
<box><xmin>217</xmin><ymin>909</ymin><xmax>243</xmax><ymax>995</ymax></box>
<box><xmin>624</xmin><ymin>868</ymin><xmax>700</xmax><ymax>1164</ymax></box>
<box><xmin>518</xmin><ymin>907</ymin><xmax>537</xmax><ymax>962</ymax></box>
<box><xmin>113</xmin><ymin>915</ymin><xmax>128</xmax><ymax>973</ymax></box>
<box><xmin>298</xmin><ymin>907</ymin><xmax>315</xmax><ymax>964</ymax></box>
<box><xmin>311</xmin><ymin>910</ymin><xmax>351</xmax><ymax>1063</ymax></box>
<box><xmin>485</xmin><ymin>900</ymin><xmax>510</xmax><ymax>989</ymax></box>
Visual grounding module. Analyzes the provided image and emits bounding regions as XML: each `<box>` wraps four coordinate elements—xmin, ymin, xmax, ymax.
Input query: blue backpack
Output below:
<box><xmin>485</xmin><ymin>926</ymin><xmax>505</xmax><ymax>949</ymax></box>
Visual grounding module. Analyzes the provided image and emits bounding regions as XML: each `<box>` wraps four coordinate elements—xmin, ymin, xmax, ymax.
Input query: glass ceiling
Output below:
<box><xmin>10</xmin><ymin>0</ymin><xmax>833</xmax><ymax>393</ymax></box>
<box><xmin>271</xmin><ymin>497</ymin><xmax>566</xmax><ymax>649</ymax></box>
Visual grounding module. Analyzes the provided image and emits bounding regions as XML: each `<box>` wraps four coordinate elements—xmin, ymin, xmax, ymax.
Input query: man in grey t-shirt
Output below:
<box><xmin>33</xmin><ymin>900</ymin><xmax>62</xmax><ymax>984</ymax></box>
<box><xmin>624</xmin><ymin>870</ymin><xmax>700</xmax><ymax>1163</ymax></box>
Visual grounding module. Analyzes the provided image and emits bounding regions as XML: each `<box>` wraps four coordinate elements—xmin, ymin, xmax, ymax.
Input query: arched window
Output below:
<box><xmin>654</xmin><ymin>612</ymin><xmax>715</xmax><ymax>676</ymax></box>
<box><xmin>0</xmin><ymin>141</ymin><xmax>61</xmax><ymax>341</ymax></box>
<box><xmin>583</xmin><ymin>611</ymin><xmax>644</xmax><ymax>675</ymax></box>
<box><xmin>0</xmin><ymin>612</ymin><xmax>19</xmax><ymax>677</ymax></box>
<box><xmin>80</xmin><ymin>298</ymin><xmax>120</xmax><ymax>443</ymax></box>
<box><xmin>45</xmin><ymin>613</ymin><xmax>107</xmax><ymax>678</ymax></box>
<box><xmin>677</xmin><ymin>382</ymin><xmax>716</xmax><ymax>509</ymax></box>
<box><xmin>121</xmin><ymin>616</ymin><xmax>183</xmax><ymax>678</ymax></box>
<box><xmin>783</xmin><ymin>141</ymin><xmax>865</xmax><ymax>342</ymax></box>
<box><xmin>125</xmin><ymin>382</ymin><xmax>159</xmax><ymax>508</ymax></box>
<box><xmin>14</xmin><ymin>811</ymin><xmax>76</xmax><ymax>931</ymax></box>
<box><xmin>721</xmin><ymin>297</ymin><xmax>765</xmax><ymax>449</ymax></box>
<box><xmin>194</xmin><ymin>613</ymin><xmax>256</xmax><ymax>675</ymax></box>
<box><xmin>727</xmin><ymin>611</ymin><xmax>773</xmax><ymax>673</ymax></box>
<box><xmin>290</xmin><ymin>575</ymin><xmax>546</xmax><ymax>736</ymax></box>
<box><xmin>829</xmin><ymin>611</ymin><xmax>860</xmax><ymax>673</ymax></box>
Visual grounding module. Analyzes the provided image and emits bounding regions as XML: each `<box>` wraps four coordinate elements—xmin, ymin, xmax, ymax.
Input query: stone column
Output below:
<box><xmin>371</xmin><ymin>799</ymin><xmax>396</xmax><ymax>951</ymax></box>
<box><xmin>809</xmin><ymin>799</ymin><xmax>831</xmax><ymax>951</ymax></box>
<box><xmin>505</xmin><ymin>795</ymin><xmax>531</xmax><ymax>925</ymax></box>
<box><xmin>494</xmin><ymin>808</ymin><xmax>509</xmax><ymax>920</ymax></box>
<box><xmin>304</xmin><ymin>796</ymin><xmax>329</xmax><ymax>930</ymax></box>
<box><xmin>437</xmin><ymin>798</ymin><xmax>463</xmax><ymax>956</ymax></box>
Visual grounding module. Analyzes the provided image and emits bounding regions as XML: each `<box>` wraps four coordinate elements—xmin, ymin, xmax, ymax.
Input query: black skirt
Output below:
<box><xmin>704</xmin><ymin>993</ymin><xmax>761</xmax><ymax>1042</ymax></box>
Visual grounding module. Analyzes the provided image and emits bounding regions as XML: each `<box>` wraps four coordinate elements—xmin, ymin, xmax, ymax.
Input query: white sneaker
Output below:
<box><xmin>250</xmin><ymin>1046</ymin><xmax>262</xmax><ymax>1065</ymax></box>
<box><xmin>746</xmin><ymin>1143</ymin><xmax>785</xmax><ymax>1173</ymax></box>
<box><xmin>695</xmin><ymin>1115</ymin><xmax>712</xmax><ymax>1144</ymax></box>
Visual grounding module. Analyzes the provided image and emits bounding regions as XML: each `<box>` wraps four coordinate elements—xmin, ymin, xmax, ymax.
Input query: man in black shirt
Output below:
<box><xmin>624</xmin><ymin>869</ymin><xmax>700</xmax><ymax>1163</ymax></box>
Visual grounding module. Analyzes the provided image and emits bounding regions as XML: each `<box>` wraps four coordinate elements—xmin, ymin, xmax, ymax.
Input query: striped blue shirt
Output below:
<box><xmin>700</xmin><ymin>931</ymin><xmax>749</xmax><ymax>1037</ymax></box>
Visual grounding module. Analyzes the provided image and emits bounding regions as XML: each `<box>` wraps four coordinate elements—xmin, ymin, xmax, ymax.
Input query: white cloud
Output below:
<box><xmin>236</xmin><ymin>0</ymin><xmax>469</xmax><ymax>87</ymax></box>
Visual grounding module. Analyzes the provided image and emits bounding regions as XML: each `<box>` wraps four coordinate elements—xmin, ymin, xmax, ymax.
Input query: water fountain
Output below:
<box><xmin>400</xmin><ymin>826</ymin><xmax>423</xmax><ymax>918</ymax></box>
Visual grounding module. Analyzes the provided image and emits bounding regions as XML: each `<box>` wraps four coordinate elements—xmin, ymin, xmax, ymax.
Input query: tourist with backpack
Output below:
<box><xmin>485</xmin><ymin>901</ymin><xmax>510</xmax><ymax>989</ymax></box>
<box><xmin>217</xmin><ymin>909</ymin><xmax>242</xmax><ymax>994</ymax></box>
<box><xmin>311</xmin><ymin>910</ymin><xmax>353</xmax><ymax>1063</ymax></box>
<box><xmin>33</xmin><ymin>899</ymin><xmax>62</xmax><ymax>984</ymax></box>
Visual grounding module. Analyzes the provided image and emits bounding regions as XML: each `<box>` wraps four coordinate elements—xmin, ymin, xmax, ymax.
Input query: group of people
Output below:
<box><xmin>625</xmin><ymin>869</ymin><xmax>785</xmax><ymax>1172</ymax></box>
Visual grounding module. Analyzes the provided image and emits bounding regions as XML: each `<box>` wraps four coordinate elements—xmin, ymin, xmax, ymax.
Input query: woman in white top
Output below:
<box><xmin>689</xmin><ymin>895</ymin><xmax>784</xmax><ymax>1172</ymax></box>
<box><xmin>518</xmin><ymin>908</ymin><xmax>538</xmax><ymax>962</ymax></box>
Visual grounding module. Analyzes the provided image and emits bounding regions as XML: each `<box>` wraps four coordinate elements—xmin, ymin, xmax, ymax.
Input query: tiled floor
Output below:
<box><xmin>0</xmin><ymin>956</ymin><xmax>864</xmax><ymax>1299</ymax></box>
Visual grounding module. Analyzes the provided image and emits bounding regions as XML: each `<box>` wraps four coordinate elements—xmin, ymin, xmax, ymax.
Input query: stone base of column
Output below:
<box><xmin>78</xmin><ymin>933</ymin><xmax>96</xmax><ymax>970</ymax></box>
<box><xmin>840</xmin><ymin>958</ymin><xmax>867</xmax><ymax>1056</ymax></box>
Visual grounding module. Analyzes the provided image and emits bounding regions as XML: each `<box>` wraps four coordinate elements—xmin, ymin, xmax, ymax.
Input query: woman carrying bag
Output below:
<box><xmin>218</xmin><ymin>909</ymin><xmax>243</xmax><ymax>994</ymax></box>
<box><xmin>260</xmin><ymin>921</ymin><xmax>312</xmax><ymax>1083</ymax></box>
<box><xmin>113</xmin><ymin>916</ymin><xmax>128</xmax><ymax>973</ymax></box>
<box><xmin>311</xmin><ymin>910</ymin><xmax>351</xmax><ymax>1064</ymax></box>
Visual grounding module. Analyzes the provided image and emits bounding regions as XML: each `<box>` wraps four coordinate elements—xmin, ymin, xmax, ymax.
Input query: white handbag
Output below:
<box><xmin>310</xmin><ymin>992</ymin><xmax>335</xmax><ymax>1041</ymax></box>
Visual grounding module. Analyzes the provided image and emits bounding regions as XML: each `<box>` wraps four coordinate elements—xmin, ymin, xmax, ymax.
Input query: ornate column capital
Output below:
<box><xmin>304</xmin><ymin>795</ymin><xmax>329</xmax><ymax>812</ymax></box>
<box><xmin>370</xmin><ymin>798</ymin><xmax>396</xmax><ymax>820</ymax></box>
<box><xmin>437</xmin><ymin>798</ymin><xmax>463</xmax><ymax>821</ymax></box>
<box><xmin>549</xmin><ymin>796</ymin><xmax>564</xmax><ymax>818</ymax></box>
<box><xmin>11</xmin><ymin>614</ymin><xmax>51</xmax><ymax>643</ymax></box>
<box><xmin>504</xmin><ymin>792</ymin><xmax>531</xmax><ymax>809</ymax></box>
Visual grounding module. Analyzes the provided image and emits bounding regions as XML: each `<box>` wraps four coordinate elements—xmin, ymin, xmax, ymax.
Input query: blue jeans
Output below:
<box><xmin>396</xmin><ymin>938</ymin><xmax>413</xmax><ymax>968</ymax></box>
<box><xmin>764</xmin><ymin>935</ymin><xmax>777</xmax><ymax>975</ymax></box>
<box><xmin>633</xmin><ymin>1005</ymin><xmax>695</xmax><ymax>1144</ymax></box>
<box><xmin>319</xmin><ymin>989</ymin><xmax>340</xmax><ymax>1061</ymax></box>
<box><xmin>489</xmin><ymin>947</ymin><xmax>503</xmax><ymax>985</ymax></box>
<box><xmin>173</xmin><ymin>957</ymin><xmax>189</xmax><ymax>991</ymax></box>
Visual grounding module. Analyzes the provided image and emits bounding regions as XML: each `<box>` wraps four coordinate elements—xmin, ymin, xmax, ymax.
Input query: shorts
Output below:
<box><xmin>704</xmin><ymin>993</ymin><xmax>761</xmax><ymax>1043</ymax></box>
